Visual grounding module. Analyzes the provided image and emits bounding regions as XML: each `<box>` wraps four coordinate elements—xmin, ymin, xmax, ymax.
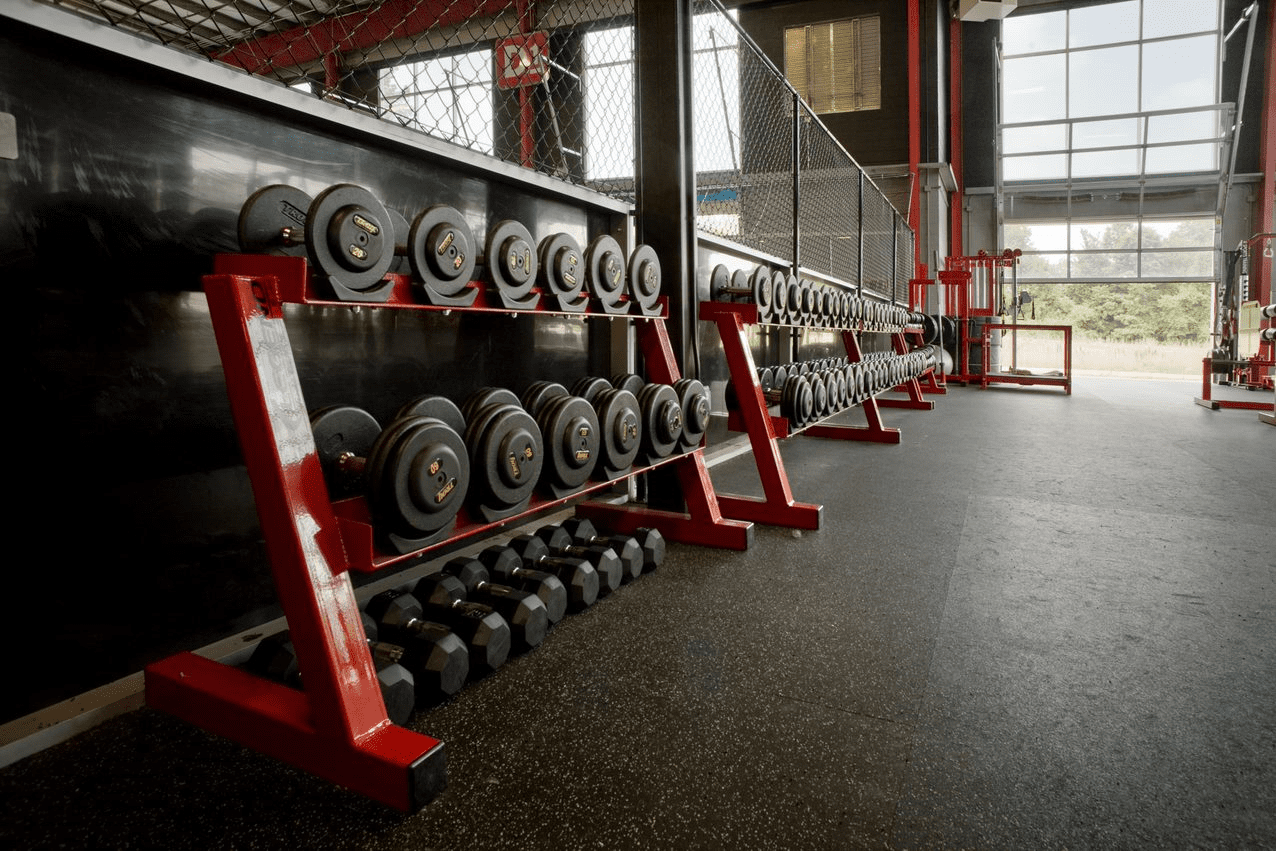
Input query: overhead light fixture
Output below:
<box><xmin>954</xmin><ymin>0</ymin><xmax>1018</xmax><ymax>22</ymax></box>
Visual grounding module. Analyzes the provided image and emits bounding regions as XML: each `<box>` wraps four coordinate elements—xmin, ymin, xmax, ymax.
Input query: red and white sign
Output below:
<box><xmin>495</xmin><ymin>32</ymin><xmax>550</xmax><ymax>90</ymax></box>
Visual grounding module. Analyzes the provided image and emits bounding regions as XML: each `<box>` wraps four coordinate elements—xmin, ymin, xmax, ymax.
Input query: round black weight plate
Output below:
<box><xmin>571</xmin><ymin>376</ymin><xmax>614</xmax><ymax>406</ymax></box>
<box><xmin>786</xmin><ymin>275</ymin><xmax>803</xmax><ymax>318</ymax></box>
<box><xmin>771</xmin><ymin>273</ymin><xmax>789</xmax><ymax>324</ymax></box>
<box><xmin>395</xmin><ymin>394</ymin><xmax>466</xmax><ymax>437</ymax></box>
<box><xmin>628</xmin><ymin>244</ymin><xmax>661</xmax><ymax>311</ymax></box>
<box><xmin>730</xmin><ymin>268</ymin><xmax>750</xmax><ymax>300</ymax></box>
<box><xmin>539</xmin><ymin>395</ymin><xmax>600</xmax><ymax>490</ymax></box>
<box><xmin>476</xmin><ymin>406</ymin><xmax>543</xmax><ymax>510</ymax></box>
<box><xmin>673</xmin><ymin>378</ymin><xmax>710</xmax><ymax>448</ymax></box>
<box><xmin>239</xmin><ymin>184</ymin><xmax>311</xmax><ymax>255</ymax></box>
<box><xmin>752</xmin><ymin>269</ymin><xmax>772</xmax><ymax>319</ymax></box>
<box><xmin>593</xmin><ymin>388</ymin><xmax>641</xmax><ymax>474</ymax></box>
<box><xmin>539</xmin><ymin>233</ymin><xmax>585</xmax><ymax>300</ymax></box>
<box><xmin>758</xmin><ymin>366</ymin><xmax>775</xmax><ymax>393</ymax></box>
<box><xmin>462</xmin><ymin>387</ymin><xmax>522</xmax><ymax>429</ymax></box>
<box><xmin>370</xmin><ymin>416</ymin><xmax>469</xmax><ymax>538</ymax></box>
<box><xmin>611</xmin><ymin>373</ymin><xmax>645</xmax><ymax>396</ymax></box>
<box><xmin>310</xmin><ymin>405</ymin><xmax>381</xmax><ymax>498</ymax></box>
<box><xmin>485</xmin><ymin>220</ymin><xmax>538</xmax><ymax>299</ymax></box>
<box><xmin>305</xmin><ymin>184</ymin><xmax>395</xmax><ymax>292</ymax></box>
<box><xmin>409</xmin><ymin>205</ymin><xmax>475</xmax><ymax>297</ymax></box>
<box><xmin>637</xmin><ymin>383</ymin><xmax>682</xmax><ymax>459</ymax></box>
<box><xmin>585</xmin><ymin>235</ymin><xmax>626</xmax><ymax>304</ymax></box>
<box><xmin>521</xmin><ymin>381</ymin><xmax>569</xmax><ymax>419</ymax></box>
<box><xmin>709</xmin><ymin>264</ymin><xmax>731</xmax><ymax>301</ymax></box>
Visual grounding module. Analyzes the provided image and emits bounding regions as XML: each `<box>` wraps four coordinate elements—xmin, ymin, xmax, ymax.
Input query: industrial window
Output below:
<box><xmin>784</xmin><ymin>17</ymin><xmax>881</xmax><ymax>115</ymax></box>
<box><xmin>999</xmin><ymin>0</ymin><xmax>1222</xmax><ymax>183</ymax></box>
<box><xmin>380</xmin><ymin>51</ymin><xmax>494</xmax><ymax>155</ymax></box>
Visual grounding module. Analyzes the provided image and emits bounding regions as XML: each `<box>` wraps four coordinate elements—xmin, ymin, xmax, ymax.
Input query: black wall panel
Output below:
<box><xmin>0</xmin><ymin>22</ymin><xmax>617</xmax><ymax>722</ymax></box>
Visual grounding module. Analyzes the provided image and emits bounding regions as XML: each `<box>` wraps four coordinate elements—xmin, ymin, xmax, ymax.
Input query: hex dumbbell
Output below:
<box><xmin>417</xmin><ymin>567</ymin><xmax>549</xmax><ymax>652</ymax></box>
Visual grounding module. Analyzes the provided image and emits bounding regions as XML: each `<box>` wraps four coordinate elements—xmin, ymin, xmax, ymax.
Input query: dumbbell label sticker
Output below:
<box><xmin>435</xmin><ymin>477</ymin><xmax>457</xmax><ymax>503</ymax></box>
<box><xmin>349</xmin><ymin>244</ymin><xmax>368</xmax><ymax>261</ymax></box>
<box><xmin>508</xmin><ymin>452</ymin><xmax>522</xmax><ymax>479</ymax></box>
<box><xmin>437</xmin><ymin>231</ymin><xmax>454</xmax><ymax>255</ymax></box>
<box><xmin>428</xmin><ymin>459</ymin><xmax>441</xmax><ymax>476</ymax></box>
<box><xmin>280</xmin><ymin>200</ymin><xmax>306</xmax><ymax>227</ymax></box>
<box><xmin>352</xmin><ymin>214</ymin><xmax>380</xmax><ymax>236</ymax></box>
<box><xmin>575</xmin><ymin>450</ymin><xmax>591</xmax><ymax>462</ymax></box>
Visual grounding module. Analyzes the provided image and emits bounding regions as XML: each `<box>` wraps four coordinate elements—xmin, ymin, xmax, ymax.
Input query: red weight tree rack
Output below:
<box><xmin>699</xmin><ymin>301</ymin><xmax>938</xmax><ymax>533</ymax></box>
<box><xmin>146</xmin><ymin>255</ymin><xmax>750</xmax><ymax>812</ymax></box>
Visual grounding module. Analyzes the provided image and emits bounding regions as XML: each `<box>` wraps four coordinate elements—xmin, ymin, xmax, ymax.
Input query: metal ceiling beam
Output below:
<box><xmin>214</xmin><ymin>0</ymin><xmax>514</xmax><ymax>74</ymax></box>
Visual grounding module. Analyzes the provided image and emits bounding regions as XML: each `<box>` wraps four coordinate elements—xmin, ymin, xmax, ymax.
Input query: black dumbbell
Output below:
<box><xmin>310</xmin><ymin>405</ymin><xmax>469</xmax><ymax>547</ymax></box>
<box><xmin>246</xmin><ymin>628</ymin><xmax>416</xmax><ymax>725</ymax></box>
<box><xmin>504</xmin><ymin>534</ymin><xmax>601</xmax><ymax>612</ymax></box>
<box><xmin>517</xmin><ymin>530</ymin><xmax>623</xmax><ymax>596</ymax></box>
<box><xmin>535</xmin><ymin>523</ymin><xmax>641</xmax><ymax>584</ymax></box>
<box><xmin>472</xmin><ymin>548</ymin><xmax>569</xmax><ymax>625</ymax></box>
<box><xmin>366</xmin><ymin>586</ymin><xmax>500</xmax><ymax>683</ymax></box>
<box><xmin>420</xmin><ymin>564</ymin><xmax>549</xmax><ymax>651</ymax></box>
<box><xmin>558</xmin><ymin>518</ymin><xmax>666</xmax><ymax>577</ymax></box>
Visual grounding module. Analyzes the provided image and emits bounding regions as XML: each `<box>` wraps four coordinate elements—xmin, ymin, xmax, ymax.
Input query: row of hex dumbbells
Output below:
<box><xmin>728</xmin><ymin>348</ymin><xmax>939</xmax><ymax>428</ymax></box>
<box><xmin>709</xmin><ymin>263</ymin><xmax>926</xmax><ymax>330</ymax></box>
<box><xmin>246</xmin><ymin>519</ymin><xmax>666</xmax><ymax>723</ymax></box>
<box><xmin>312</xmin><ymin>374</ymin><xmax>709</xmax><ymax>546</ymax></box>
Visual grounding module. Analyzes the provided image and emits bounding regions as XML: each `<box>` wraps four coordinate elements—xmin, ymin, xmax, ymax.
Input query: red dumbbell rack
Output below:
<box><xmin>700</xmin><ymin>301</ymin><xmax>936</xmax><ymax>533</ymax></box>
<box><xmin>876</xmin><ymin>329</ymin><xmax>942</xmax><ymax>409</ymax></box>
<box><xmin>146</xmin><ymin>255</ymin><xmax>751</xmax><ymax>813</ymax></box>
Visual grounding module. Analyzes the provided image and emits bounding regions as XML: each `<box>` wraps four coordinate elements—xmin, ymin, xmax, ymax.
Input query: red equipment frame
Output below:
<box><xmin>1194</xmin><ymin>355</ymin><xmax>1276</xmax><ymax>413</ymax></box>
<box><xmin>699</xmin><ymin>301</ymin><xmax>938</xmax><ymax>531</ymax></box>
<box><xmin>146</xmin><ymin>255</ymin><xmax>751</xmax><ymax>813</ymax></box>
<box><xmin>878</xmin><ymin>329</ymin><xmax>941</xmax><ymax>409</ymax></box>
<box><xmin>979</xmin><ymin>323</ymin><xmax>1073</xmax><ymax>395</ymax></box>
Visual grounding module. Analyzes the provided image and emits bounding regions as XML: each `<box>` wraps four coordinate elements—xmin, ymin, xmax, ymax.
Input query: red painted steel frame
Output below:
<box><xmin>698</xmin><ymin>302</ymin><xmax>822</xmax><ymax>530</ymax></box>
<box><xmin>979</xmin><ymin>323</ymin><xmax>1073</xmax><ymax>395</ymax></box>
<box><xmin>700</xmin><ymin>301</ymin><xmax>911</xmax><ymax>532</ymax></box>
<box><xmin>147</xmin><ymin>268</ymin><xmax>444</xmax><ymax>813</ymax></box>
<box><xmin>877</xmin><ymin>331</ymin><xmax>938</xmax><ymax>410</ymax></box>
<box><xmin>147</xmin><ymin>256</ymin><xmax>750</xmax><ymax>813</ymax></box>
<box><xmin>802</xmin><ymin>330</ymin><xmax>901</xmax><ymax>444</ymax></box>
<box><xmin>1195</xmin><ymin>357</ymin><xmax>1276</xmax><ymax>412</ymax></box>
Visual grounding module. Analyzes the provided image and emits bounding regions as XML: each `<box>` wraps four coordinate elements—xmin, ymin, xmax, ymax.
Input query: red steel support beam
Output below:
<box><xmin>949</xmin><ymin>15</ymin><xmax>964</xmax><ymax>257</ymax></box>
<box><xmin>907</xmin><ymin>0</ymin><xmax>923</xmax><ymax>278</ymax></box>
<box><xmin>516</xmin><ymin>0</ymin><xmax>536</xmax><ymax>168</ymax></box>
<box><xmin>215</xmin><ymin>0</ymin><xmax>512</xmax><ymax>75</ymax></box>
<box><xmin>1253</xmin><ymin>5</ymin><xmax>1274</xmax><ymax>311</ymax></box>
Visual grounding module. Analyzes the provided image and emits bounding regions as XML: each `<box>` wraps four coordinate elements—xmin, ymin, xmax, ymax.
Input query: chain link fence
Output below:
<box><xmin>692</xmin><ymin>0</ymin><xmax>911</xmax><ymax>302</ymax></box>
<box><xmin>43</xmin><ymin>0</ymin><xmax>639</xmax><ymax>196</ymax></box>
<box><xmin>39</xmin><ymin>0</ymin><xmax>910</xmax><ymax>299</ymax></box>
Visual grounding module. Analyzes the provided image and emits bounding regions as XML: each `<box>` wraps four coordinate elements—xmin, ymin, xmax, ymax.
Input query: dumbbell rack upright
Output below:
<box><xmin>700</xmin><ymin>301</ymin><xmax>936</xmax><ymax>532</ymax></box>
<box><xmin>876</xmin><ymin>328</ymin><xmax>943</xmax><ymax>409</ymax></box>
<box><xmin>146</xmin><ymin>254</ymin><xmax>751</xmax><ymax>813</ymax></box>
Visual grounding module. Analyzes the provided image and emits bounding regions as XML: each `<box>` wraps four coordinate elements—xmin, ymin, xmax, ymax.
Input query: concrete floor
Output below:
<box><xmin>2</xmin><ymin>377</ymin><xmax>1272</xmax><ymax>849</ymax></box>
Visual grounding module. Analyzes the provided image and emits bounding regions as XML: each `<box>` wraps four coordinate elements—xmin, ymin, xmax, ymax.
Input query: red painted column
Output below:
<box><xmin>949</xmin><ymin>16</ymin><xmax>964</xmax><ymax>258</ymax></box>
<box><xmin>907</xmin><ymin>0</ymin><xmax>922</xmax><ymax>278</ymax></box>
<box><xmin>516</xmin><ymin>0</ymin><xmax>536</xmax><ymax>169</ymax></box>
<box><xmin>1253</xmin><ymin>6</ymin><xmax>1274</xmax><ymax>311</ymax></box>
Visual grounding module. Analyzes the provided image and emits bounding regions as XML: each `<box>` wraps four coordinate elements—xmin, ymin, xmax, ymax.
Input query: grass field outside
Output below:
<box><xmin>988</xmin><ymin>329</ymin><xmax>1206</xmax><ymax>377</ymax></box>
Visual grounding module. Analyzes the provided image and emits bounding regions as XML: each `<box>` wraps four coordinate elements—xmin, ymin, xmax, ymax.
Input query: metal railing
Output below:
<box><xmin>691</xmin><ymin>0</ymin><xmax>912</xmax><ymax>302</ymax></box>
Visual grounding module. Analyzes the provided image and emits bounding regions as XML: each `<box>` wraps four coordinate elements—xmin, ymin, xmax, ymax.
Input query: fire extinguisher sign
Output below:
<box><xmin>495</xmin><ymin>33</ymin><xmax>549</xmax><ymax>90</ymax></box>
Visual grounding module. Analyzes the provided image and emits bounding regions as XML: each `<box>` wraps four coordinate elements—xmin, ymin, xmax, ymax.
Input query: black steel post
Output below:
<box><xmin>792</xmin><ymin>92</ymin><xmax>801</xmax><ymax>273</ymax></box>
<box><xmin>635</xmin><ymin>0</ymin><xmax>695</xmax><ymax>376</ymax></box>
<box><xmin>635</xmin><ymin>0</ymin><xmax>695</xmax><ymax>511</ymax></box>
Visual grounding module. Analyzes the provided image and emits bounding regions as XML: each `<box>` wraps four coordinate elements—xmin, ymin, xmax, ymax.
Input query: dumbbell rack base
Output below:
<box><xmin>876</xmin><ymin>330</ymin><xmax>938</xmax><ymax>410</ymax></box>
<box><xmin>147</xmin><ymin>255</ymin><xmax>750</xmax><ymax>812</ymax></box>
